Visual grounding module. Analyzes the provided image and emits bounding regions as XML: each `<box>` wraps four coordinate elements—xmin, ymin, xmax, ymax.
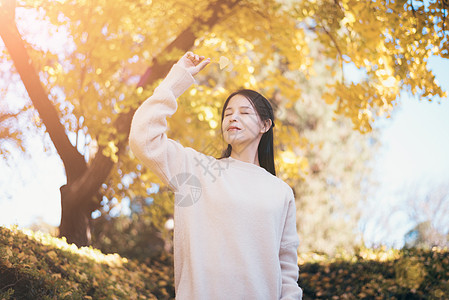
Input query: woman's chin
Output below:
<box><xmin>224</xmin><ymin>136</ymin><xmax>244</xmax><ymax>145</ymax></box>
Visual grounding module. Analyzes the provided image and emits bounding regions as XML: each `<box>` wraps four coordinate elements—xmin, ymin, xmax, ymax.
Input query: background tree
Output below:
<box><xmin>0</xmin><ymin>53</ymin><xmax>31</xmax><ymax>160</ymax></box>
<box><xmin>403</xmin><ymin>182</ymin><xmax>449</xmax><ymax>248</ymax></box>
<box><xmin>0</xmin><ymin>0</ymin><xmax>447</xmax><ymax>249</ymax></box>
<box><xmin>0</xmin><ymin>0</ymin><xmax>241</xmax><ymax>246</ymax></box>
<box><xmin>362</xmin><ymin>180</ymin><xmax>449</xmax><ymax>249</ymax></box>
<box><xmin>290</xmin><ymin>65</ymin><xmax>380</xmax><ymax>254</ymax></box>
<box><xmin>0</xmin><ymin>111</ymin><xmax>23</xmax><ymax>158</ymax></box>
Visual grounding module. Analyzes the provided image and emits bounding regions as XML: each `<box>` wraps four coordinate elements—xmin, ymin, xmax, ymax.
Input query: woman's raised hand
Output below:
<box><xmin>175</xmin><ymin>51</ymin><xmax>211</xmax><ymax>77</ymax></box>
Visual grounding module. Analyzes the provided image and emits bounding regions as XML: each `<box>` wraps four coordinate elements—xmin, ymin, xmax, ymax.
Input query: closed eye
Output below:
<box><xmin>225</xmin><ymin>113</ymin><xmax>249</xmax><ymax>116</ymax></box>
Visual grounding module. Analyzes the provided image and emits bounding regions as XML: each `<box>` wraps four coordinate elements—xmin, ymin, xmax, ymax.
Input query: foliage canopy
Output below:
<box><xmin>0</xmin><ymin>0</ymin><xmax>447</xmax><ymax>247</ymax></box>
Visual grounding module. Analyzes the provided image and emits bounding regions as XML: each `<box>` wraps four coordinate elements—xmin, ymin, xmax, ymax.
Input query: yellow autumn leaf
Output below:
<box><xmin>225</xmin><ymin>61</ymin><xmax>234</xmax><ymax>72</ymax></box>
<box><xmin>62</xmin><ymin>291</ymin><xmax>72</xmax><ymax>297</ymax></box>
<box><xmin>323</xmin><ymin>93</ymin><xmax>335</xmax><ymax>105</ymax></box>
<box><xmin>47</xmin><ymin>250</ymin><xmax>57</xmax><ymax>260</ymax></box>
<box><xmin>5</xmin><ymin>247</ymin><xmax>13</xmax><ymax>259</ymax></box>
<box><xmin>219</xmin><ymin>56</ymin><xmax>230</xmax><ymax>70</ymax></box>
<box><xmin>4</xmin><ymin>260</ymin><xmax>13</xmax><ymax>268</ymax></box>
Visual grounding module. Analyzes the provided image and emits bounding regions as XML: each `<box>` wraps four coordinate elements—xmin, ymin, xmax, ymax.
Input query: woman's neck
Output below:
<box><xmin>230</xmin><ymin>150</ymin><xmax>260</xmax><ymax>166</ymax></box>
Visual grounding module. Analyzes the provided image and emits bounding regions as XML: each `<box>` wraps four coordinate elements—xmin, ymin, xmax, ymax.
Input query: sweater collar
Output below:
<box><xmin>225</xmin><ymin>156</ymin><xmax>267</xmax><ymax>172</ymax></box>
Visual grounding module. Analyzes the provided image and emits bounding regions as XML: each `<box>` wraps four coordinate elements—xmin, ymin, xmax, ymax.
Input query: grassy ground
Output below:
<box><xmin>1</xmin><ymin>226</ymin><xmax>448</xmax><ymax>299</ymax></box>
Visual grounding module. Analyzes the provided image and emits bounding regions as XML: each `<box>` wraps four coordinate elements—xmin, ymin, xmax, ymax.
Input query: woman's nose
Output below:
<box><xmin>230</xmin><ymin>113</ymin><xmax>240</xmax><ymax>121</ymax></box>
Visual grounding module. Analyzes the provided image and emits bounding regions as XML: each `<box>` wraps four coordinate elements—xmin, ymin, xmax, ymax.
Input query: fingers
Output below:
<box><xmin>186</xmin><ymin>51</ymin><xmax>196</xmax><ymax>60</ymax></box>
<box><xmin>185</xmin><ymin>51</ymin><xmax>206</xmax><ymax>64</ymax></box>
<box><xmin>195</xmin><ymin>57</ymin><xmax>211</xmax><ymax>72</ymax></box>
<box><xmin>183</xmin><ymin>51</ymin><xmax>210</xmax><ymax>75</ymax></box>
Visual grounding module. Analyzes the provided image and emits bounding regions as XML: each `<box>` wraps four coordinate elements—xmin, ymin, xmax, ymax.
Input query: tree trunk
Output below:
<box><xmin>1</xmin><ymin>0</ymin><xmax>240</xmax><ymax>246</ymax></box>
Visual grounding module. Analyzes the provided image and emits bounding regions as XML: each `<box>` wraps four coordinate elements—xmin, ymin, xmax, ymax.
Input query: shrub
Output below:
<box><xmin>298</xmin><ymin>246</ymin><xmax>449</xmax><ymax>299</ymax></box>
<box><xmin>1</xmin><ymin>226</ymin><xmax>448</xmax><ymax>299</ymax></box>
<box><xmin>0</xmin><ymin>226</ymin><xmax>173</xmax><ymax>299</ymax></box>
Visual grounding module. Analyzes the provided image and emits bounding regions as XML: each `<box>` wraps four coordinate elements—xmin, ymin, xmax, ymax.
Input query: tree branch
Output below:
<box><xmin>0</xmin><ymin>0</ymin><xmax>87</xmax><ymax>183</ymax></box>
<box><xmin>321</xmin><ymin>25</ymin><xmax>345</xmax><ymax>84</ymax></box>
<box><xmin>1</xmin><ymin>0</ymin><xmax>242</xmax><ymax>230</ymax></box>
<box><xmin>64</xmin><ymin>0</ymin><xmax>242</xmax><ymax>203</ymax></box>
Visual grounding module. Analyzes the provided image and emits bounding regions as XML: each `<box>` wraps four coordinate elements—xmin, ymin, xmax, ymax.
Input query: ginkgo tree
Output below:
<box><xmin>0</xmin><ymin>0</ymin><xmax>447</xmax><ymax>247</ymax></box>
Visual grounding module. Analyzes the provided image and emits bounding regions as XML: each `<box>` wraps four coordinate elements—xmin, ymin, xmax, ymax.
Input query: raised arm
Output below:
<box><xmin>129</xmin><ymin>52</ymin><xmax>210</xmax><ymax>189</ymax></box>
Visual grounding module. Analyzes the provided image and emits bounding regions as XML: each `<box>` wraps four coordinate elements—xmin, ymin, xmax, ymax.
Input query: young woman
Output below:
<box><xmin>129</xmin><ymin>51</ymin><xmax>302</xmax><ymax>299</ymax></box>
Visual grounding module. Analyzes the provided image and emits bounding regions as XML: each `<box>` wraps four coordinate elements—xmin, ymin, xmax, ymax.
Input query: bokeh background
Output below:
<box><xmin>1</xmin><ymin>0</ymin><xmax>448</xmax><ymax>298</ymax></box>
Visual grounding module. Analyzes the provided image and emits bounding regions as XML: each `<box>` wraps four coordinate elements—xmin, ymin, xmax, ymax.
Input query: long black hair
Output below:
<box><xmin>217</xmin><ymin>89</ymin><xmax>277</xmax><ymax>176</ymax></box>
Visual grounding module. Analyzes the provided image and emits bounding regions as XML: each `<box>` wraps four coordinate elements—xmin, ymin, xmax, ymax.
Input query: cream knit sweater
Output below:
<box><xmin>129</xmin><ymin>63</ymin><xmax>303</xmax><ymax>300</ymax></box>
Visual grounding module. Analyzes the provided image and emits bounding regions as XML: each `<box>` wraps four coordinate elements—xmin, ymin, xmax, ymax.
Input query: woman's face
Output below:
<box><xmin>222</xmin><ymin>94</ymin><xmax>267</xmax><ymax>148</ymax></box>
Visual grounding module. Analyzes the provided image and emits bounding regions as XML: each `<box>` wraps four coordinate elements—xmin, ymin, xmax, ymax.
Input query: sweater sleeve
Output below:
<box><xmin>128</xmin><ymin>63</ymin><xmax>197</xmax><ymax>190</ymax></box>
<box><xmin>279</xmin><ymin>189</ymin><xmax>303</xmax><ymax>300</ymax></box>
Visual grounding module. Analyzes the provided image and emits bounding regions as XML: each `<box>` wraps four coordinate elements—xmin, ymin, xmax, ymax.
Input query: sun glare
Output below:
<box><xmin>15</xmin><ymin>5</ymin><xmax>72</xmax><ymax>54</ymax></box>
